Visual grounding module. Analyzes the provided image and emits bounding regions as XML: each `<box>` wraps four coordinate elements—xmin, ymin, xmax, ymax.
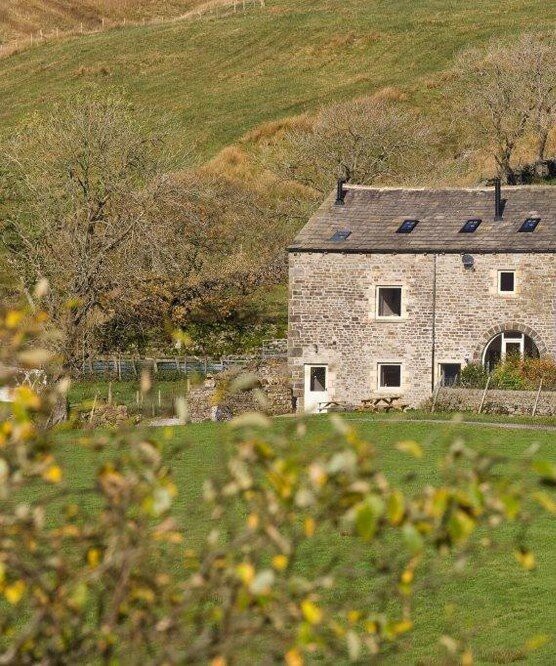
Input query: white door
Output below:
<box><xmin>304</xmin><ymin>365</ymin><xmax>329</xmax><ymax>414</ymax></box>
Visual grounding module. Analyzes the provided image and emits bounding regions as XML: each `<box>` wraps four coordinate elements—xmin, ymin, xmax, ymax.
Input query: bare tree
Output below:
<box><xmin>272</xmin><ymin>96</ymin><xmax>433</xmax><ymax>192</ymax></box>
<box><xmin>451</xmin><ymin>34</ymin><xmax>556</xmax><ymax>182</ymax></box>
<box><xmin>1</xmin><ymin>92</ymin><xmax>170</xmax><ymax>370</ymax></box>
<box><xmin>522</xmin><ymin>33</ymin><xmax>556</xmax><ymax>165</ymax></box>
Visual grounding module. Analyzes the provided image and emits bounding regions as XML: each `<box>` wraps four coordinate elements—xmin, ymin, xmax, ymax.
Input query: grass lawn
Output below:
<box><xmin>68</xmin><ymin>378</ymin><xmax>193</xmax><ymax>418</ymax></box>
<box><xmin>50</xmin><ymin>415</ymin><xmax>556</xmax><ymax>664</ymax></box>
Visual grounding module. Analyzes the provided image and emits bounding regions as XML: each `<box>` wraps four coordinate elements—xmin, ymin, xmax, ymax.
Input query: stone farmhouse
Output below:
<box><xmin>288</xmin><ymin>182</ymin><xmax>556</xmax><ymax>412</ymax></box>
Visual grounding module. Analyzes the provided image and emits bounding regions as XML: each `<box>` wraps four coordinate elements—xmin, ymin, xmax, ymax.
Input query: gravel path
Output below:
<box><xmin>147</xmin><ymin>415</ymin><xmax>556</xmax><ymax>432</ymax></box>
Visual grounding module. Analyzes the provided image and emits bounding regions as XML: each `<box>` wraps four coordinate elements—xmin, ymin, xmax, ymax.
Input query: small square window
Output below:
<box><xmin>460</xmin><ymin>219</ymin><xmax>482</xmax><ymax>233</ymax></box>
<box><xmin>377</xmin><ymin>287</ymin><xmax>402</xmax><ymax>318</ymax></box>
<box><xmin>518</xmin><ymin>217</ymin><xmax>540</xmax><ymax>232</ymax></box>
<box><xmin>329</xmin><ymin>229</ymin><xmax>351</xmax><ymax>242</ymax></box>
<box><xmin>440</xmin><ymin>363</ymin><xmax>461</xmax><ymax>387</ymax></box>
<box><xmin>498</xmin><ymin>271</ymin><xmax>515</xmax><ymax>293</ymax></box>
<box><xmin>309</xmin><ymin>366</ymin><xmax>327</xmax><ymax>392</ymax></box>
<box><xmin>378</xmin><ymin>364</ymin><xmax>402</xmax><ymax>389</ymax></box>
<box><xmin>397</xmin><ymin>219</ymin><xmax>419</xmax><ymax>234</ymax></box>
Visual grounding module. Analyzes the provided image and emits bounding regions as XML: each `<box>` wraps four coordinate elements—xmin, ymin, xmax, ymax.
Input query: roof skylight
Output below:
<box><xmin>460</xmin><ymin>219</ymin><xmax>482</xmax><ymax>233</ymax></box>
<box><xmin>397</xmin><ymin>219</ymin><xmax>419</xmax><ymax>234</ymax></box>
<box><xmin>329</xmin><ymin>230</ymin><xmax>351</xmax><ymax>242</ymax></box>
<box><xmin>518</xmin><ymin>217</ymin><xmax>540</xmax><ymax>232</ymax></box>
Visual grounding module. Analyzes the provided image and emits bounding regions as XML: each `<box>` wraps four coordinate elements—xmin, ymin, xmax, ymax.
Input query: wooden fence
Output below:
<box><xmin>79</xmin><ymin>339</ymin><xmax>287</xmax><ymax>380</ymax></box>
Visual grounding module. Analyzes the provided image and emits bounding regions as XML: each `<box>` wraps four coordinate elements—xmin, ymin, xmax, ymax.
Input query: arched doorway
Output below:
<box><xmin>482</xmin><ymin>331</ymin><xmax>540</xmax><ymax>372</ymax></box>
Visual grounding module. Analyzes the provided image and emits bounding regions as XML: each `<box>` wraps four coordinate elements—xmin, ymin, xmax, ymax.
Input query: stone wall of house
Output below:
<box><xmin>289</xmin><ymin>251</ymin><xmax>556</xmax><ymax>410</ymax></box>
<box><xmin>430</xmin><ymin>387</ymin><xmax>556</xmax><ymax>416</ymax></box>
<box><xmin>186</xmin><ymin>360</ymin><xmax>292</xmax><ymax>422</ymax></box>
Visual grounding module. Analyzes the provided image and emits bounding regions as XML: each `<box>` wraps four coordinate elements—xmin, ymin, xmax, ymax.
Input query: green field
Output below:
<box><xmin>2</xmin><ymin>0</ymin><xmax>555</xmax><ymax>160</ymax></box>
<box><xmin>49</xmin><ymin>415</ymin><xmax>556</xmax><ymax>663</ymax></box>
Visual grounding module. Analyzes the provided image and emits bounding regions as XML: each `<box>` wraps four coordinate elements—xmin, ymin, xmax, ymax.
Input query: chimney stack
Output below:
<box><xmin>494</xmin><ymin>178</ymin><xmax>503</xmax><ymax>220</ymax></box>
<box><xmin>335</xmin><ymin>178</ymin><xmax>346</xmax><ymax>206</ymax></box>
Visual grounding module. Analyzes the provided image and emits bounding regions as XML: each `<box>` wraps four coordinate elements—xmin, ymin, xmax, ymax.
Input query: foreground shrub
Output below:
<box><xmin>1</xmin><ymin>305</ymin><xmax>555</xmax><ymax>664</ymax></box>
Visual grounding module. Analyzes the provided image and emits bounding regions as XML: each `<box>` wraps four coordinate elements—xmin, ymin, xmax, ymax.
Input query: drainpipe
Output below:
<box><xmin>431</xmin><ymin>254</ymin><xmax>438</xmax><ymax>393</ymax></box>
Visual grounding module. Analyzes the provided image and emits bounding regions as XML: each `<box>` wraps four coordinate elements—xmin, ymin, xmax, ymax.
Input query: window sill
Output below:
<box><xmin>375</xmin><ymin>316</ymin><xmax>407</xmax><ymax>322</ymax></box>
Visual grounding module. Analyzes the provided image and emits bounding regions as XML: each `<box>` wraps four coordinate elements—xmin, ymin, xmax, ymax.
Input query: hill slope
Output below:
<box><xmin>1</xmin><ymin>0</ymin><xmax>555</xmax><ymax>161</ymax></box>
<box><xmin>0</xmin><ymin>1</ymin><xmax>215</xmax><ymax>43</ymax></box>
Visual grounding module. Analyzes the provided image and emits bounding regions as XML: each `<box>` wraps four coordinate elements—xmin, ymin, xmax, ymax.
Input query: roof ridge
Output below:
<box><xmin>343</xmin><ymin>184</ymin><xmax>556</xmax><ymax>192</ymax></box>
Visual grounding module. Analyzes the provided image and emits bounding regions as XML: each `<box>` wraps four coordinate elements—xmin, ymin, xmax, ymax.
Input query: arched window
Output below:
<box><xmin>482</xmin><ymin>331</ymin><xmax>539</xmax><ymax>372</ymax></box>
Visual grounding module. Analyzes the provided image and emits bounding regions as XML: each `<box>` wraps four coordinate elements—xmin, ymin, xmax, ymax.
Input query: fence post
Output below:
<box><xmin>431</xmin><ymin>382</ymin><xmax>441</xmax><ymax>413</ymax></box>
<box><xmin>478</xmin><ymin>376</ymin><xmax>491</xmax><ymax>414</ymax></box>
<box><xmin>532</xmin><ymin>378</ymin><xmax>543</xmax><ymax>417</ymax></box>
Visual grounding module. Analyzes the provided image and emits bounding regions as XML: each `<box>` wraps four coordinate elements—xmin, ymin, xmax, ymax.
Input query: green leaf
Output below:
<box><xmin>355</xmin><ymin>496</ymin><xmax>384</xmax><ymax>541</ymax></box>
<box><xmin>533</xmin><ymin>460</ymin><xmax>556</xmax><ymax>483</ymax></box>
<box><xmin>387</xmin><ymin>489</ymin><xmax>405</xmax><ymax>525</ymax></box>
<box><xmin>402</xmin><ymin>523</ymin><xmax>424</xmax><ymax>554</ymax></box>
<box><xmin>448</xmin><ymin>510</ymin><xmax>475</xmax><ymax>544</ymax></box>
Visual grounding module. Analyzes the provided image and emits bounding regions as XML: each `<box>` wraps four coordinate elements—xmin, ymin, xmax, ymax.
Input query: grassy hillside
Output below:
<box><xmin>0</xmin><ymin>1</ymin><xmax>216</xmax><ymax>43</ymax></box>
<box><xmin>1</xmin><ymin>0</ymin><xmax>555</xmax><ymax>161</ymax></box>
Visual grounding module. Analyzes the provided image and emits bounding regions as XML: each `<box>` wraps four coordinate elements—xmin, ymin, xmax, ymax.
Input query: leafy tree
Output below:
<box><xmin>1</xmin><ymin>303</ymin><xmax>554</xmax><ymax>663</ymax></box>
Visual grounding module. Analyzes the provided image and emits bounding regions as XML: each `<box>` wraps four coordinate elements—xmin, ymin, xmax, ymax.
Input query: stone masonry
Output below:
<box><xmin>288</xmin><ymin>251</ymin><xmax>556</xmax><ymax>409</ymax></box>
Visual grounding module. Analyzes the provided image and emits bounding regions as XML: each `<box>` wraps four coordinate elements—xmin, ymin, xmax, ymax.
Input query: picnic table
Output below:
<box><xmin>360</xmin><ymin>396</ymin><xmax>407</xmax><ymax>412</ymax></box>
<box><xmin>317</xmin><ymin>400</ymin><xmax>346</xmax><ymax>413</ymax></box>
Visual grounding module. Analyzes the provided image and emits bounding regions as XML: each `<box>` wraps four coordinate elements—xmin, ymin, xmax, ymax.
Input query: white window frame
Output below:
<box><xmin>377</xmin><ymin>362</ymin><xmax>403</xmax><ymax>392</ymax></box>
<box><xmin>497</xmin><ymin>270</ymin><xmax>516</xmax><ymax>295</ymax></box>
<box><xmin>438</xmin><ymin>361</ymin><xmax>463</xmax><ymax>387</ymax></box>
<box><xmin>375</xmin><ymin>285</ymin><xmax>404</xmax><ymax>320</ymax></box>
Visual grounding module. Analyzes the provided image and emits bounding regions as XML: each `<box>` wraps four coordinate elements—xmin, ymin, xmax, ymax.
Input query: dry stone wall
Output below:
<box><xmin>289</xmin><ymin>251</ymin><xmax>556</xmax><ymax>409</ymax></box>
<box><xmin>186</xmin><ymin>360</ymin><xmax>292</xmax><ymax>422</ymax></box>
<box><xmin>432</xmin><ymin>387</ymin><xmax>556</xmax><ymax>416</ymax></box>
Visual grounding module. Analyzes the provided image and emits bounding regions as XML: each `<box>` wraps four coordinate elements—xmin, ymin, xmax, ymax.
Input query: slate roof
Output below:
<box><xmin>288</xmin><ymin>185</ymin><xmax>556</xmax><ymax>253</ymax></box>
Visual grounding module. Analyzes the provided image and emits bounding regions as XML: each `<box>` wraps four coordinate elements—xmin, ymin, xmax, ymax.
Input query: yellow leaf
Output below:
<box><xmin>43</xmin><ymin>465</ymin><xmax>63</xmax><ymax>484</ymax></box>
<box><xmin>461</xmin><ymin>649</ymin><xmax>474</xmax><ymax>665</ymax></box>
<box><xmin>304</xmin><ymin>517</ymin><xmax>316</xmax><ymax>538</ymax></box>
<box><xmin>365</xmin><ymin>620</ymin><xmax>377</xmax><ymax>634</ymax></box>
<box><xmin>210</xmin><ymin>658</ymin><xmax>227</xmax><ymax>666</ymax></box>
<box><xmin>392</xmin><ymin>619</ymin><xmax>413</xmax><ymax>635</ymax></box>
<box><xmin>301</xmin><ymin>599</ymin><xmax>323</xmax><ymax>625</ymax></box>
<box><xmin>5</xmin><ymin>580</ymin><xmax>26</xmax><ymax>605</ymax></box>
<box><xmin>533</xmin><ymin>492</ymin><xmax>556</xmax><ymax>514</ymax></box>
<box><xmin>236</xmin><ymin>562</ymin><xmax>255</xmax><ymax>585</ymax></box>
<box><xmin>13</xmin><ymin>386</ymin><xmax>41</xmax><ymax>410</ymax></box>
<box><xmin>87</xmin><ymin>548</ymin><xmax>102</xmax><ymax>568</ymax></box>
<box><xmin>247</xmin><ymin>513</ymin><xmax>259</xmax><ymax>530</ymax></box>
<box><xmin>401</xmin><ymin>569</ymin><xmax>414</xmax><ymax>584</ymax></box>
<box><xmin>395</xmin><ymin>440</ymin><xmax>423</xmax><ymax>458</ymax></box>
<box><xmin>525</xmin><ymin>634</ymin><xmax>549</xmax><ymax>652</ymax></box>
<box><xmin>347</xmin><ymin>609</ymin><xmax>361</xmax><ymax>624</ymax></box>
<box><xmin>515</xmin><ymin>549</ymin><xmax>536</xmax><ymax>571</ymax></box>
<box><xmin>285</xmin><ymin>648</ymin><xmax>304</xmax><ymax>666</ymax></box>
<box><xmin>5</xmin><ymin>310</ymin><xmax>23</xmax><ymax>329</ymax></box>
<box><xmin>272</xmin><ymin>554</ymin><xmax>289</xmax><ymax>571</ymax></box>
